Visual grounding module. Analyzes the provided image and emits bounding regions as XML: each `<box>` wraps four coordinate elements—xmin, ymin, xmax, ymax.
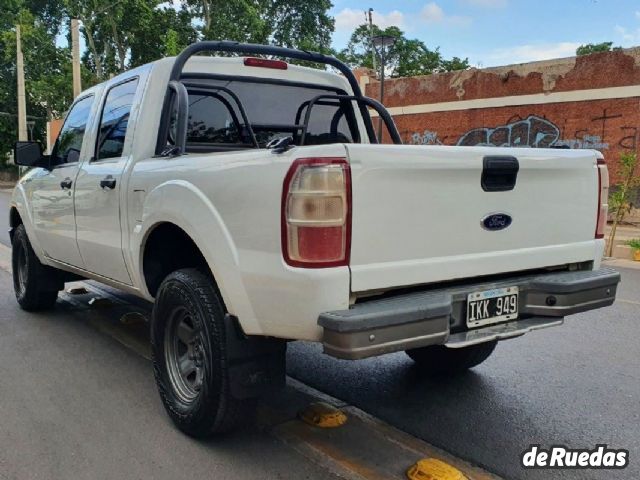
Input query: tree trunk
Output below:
<box><xmin>108</xmin><ymin>18</ymin><xmax>127</xmax><ymax>71</ymax></box>
<box><xmin>202</xmin><ymin>0</ymin><xmax>211</xmax><ymax>32</ymax></box>
<box><xmin>82</xmin><ymin>20</ymin><xmax>104</xmax><ymax>80</ymax></box>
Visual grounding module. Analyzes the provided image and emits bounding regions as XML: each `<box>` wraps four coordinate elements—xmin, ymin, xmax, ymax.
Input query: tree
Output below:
<box><xmin>0</xmin><ymin>3</ymin><xmax>70</xmax><ymax>164</ymax></box>
<box><xmin>576</xmin><ymin>42</ymin><xmax>622</xmax><ymax>56</ymax></box>
<box><xmin>338</xmin><ymin>24</ymin><xmax>469</xmax><ymax>78</ymax></box>
<box><xmin>0</xmin><ymin>0</ymin><xmax>346</xmax><ymax>167</ymax></box>
<box><xmin>607</xmin><ymin>151</ymin><xmax>640</xmax><ymax>257</ymax></box>
<box><xmin>267</xmin><ymin>0</ymin><xmax>334</xmax><ymax>52</ymax></box>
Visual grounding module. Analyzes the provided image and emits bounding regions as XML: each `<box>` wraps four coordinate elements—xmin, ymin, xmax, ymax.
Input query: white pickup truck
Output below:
<box><xmin>10</xmin><ymin>42</ymin><xmax>620</xmax><ymax>437</ymax></box>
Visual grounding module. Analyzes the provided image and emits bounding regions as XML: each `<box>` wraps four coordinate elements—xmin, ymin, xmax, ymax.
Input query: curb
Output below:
<box><xmin>603</xmin><ymin>257</ymin><xmax>640</xmax><ymax>270</ymax></box>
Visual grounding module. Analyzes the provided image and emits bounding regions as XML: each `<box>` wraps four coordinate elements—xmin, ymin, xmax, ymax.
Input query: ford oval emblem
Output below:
<box><xmin>481</xmin><ymin>213</ymin><xmax>512</xmax><ymax>231</ymax></box>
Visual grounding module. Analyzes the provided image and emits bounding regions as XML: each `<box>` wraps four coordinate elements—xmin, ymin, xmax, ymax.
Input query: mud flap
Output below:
<box><xmin>224</xmin><ymin>314</ymin><xmax>287</xmax><ymax>399</ymax></box>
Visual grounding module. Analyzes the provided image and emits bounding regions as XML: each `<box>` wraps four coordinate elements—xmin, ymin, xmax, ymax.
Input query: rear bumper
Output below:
<box><xmin>318</xmin><ymin>268</ymin><xmax>620</xmax><ymax>360</ymax></box>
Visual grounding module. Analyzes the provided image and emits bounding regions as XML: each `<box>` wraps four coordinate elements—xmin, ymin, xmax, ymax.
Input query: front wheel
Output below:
<box><xmin>12</xmin><ymin>225</ymin><xmax>60</xmax><ymax>311</ymax></box>
<box><xmin>151</xmin><ymin>268</ymin><xmax>253</xmax><ymax>437</ymax></box>
<box><xmin>405</xmin><ymin>341</ymin><xmax>498</xmax><ymax>375</ymax></box>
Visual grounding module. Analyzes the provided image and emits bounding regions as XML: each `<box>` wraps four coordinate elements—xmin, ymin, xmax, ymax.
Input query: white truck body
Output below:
<box><xmin>10</xmin><ymin>48</ymin><xmax>617</xmax><ymax>354</ymax></box>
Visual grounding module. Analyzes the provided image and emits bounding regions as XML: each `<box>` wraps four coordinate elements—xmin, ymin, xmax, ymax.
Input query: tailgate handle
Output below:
<box><xmin>481</xmin><ymin>156</ymin><xmax>519</xmax><ymax>192</ymax></box>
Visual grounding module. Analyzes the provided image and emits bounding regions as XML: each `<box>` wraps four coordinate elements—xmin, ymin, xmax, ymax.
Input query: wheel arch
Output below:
<box><xmin>142</xmin><ymin>222</ymin><xmax>218</xmax><ymax>300</ymax></box>
<box><xmin>133</xmin><ymin>180</ymin><xmax>259</xmax><ymax>334</ymax></box>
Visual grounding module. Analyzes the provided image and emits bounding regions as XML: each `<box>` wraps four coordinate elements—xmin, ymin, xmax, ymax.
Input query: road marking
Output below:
<box><xmin>0</xmin><ymin>242</ymin><xmax>10</xmax><ymax>273</ymax></box>
<box><xmin>618</xmin><ymin>298</ymin><xmax>640</xmax><ymax>306</ymax></box>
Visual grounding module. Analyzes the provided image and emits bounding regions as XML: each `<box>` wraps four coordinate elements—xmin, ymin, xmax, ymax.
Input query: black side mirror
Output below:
<box><xmin>14</xmin><ymin>141</ymin><xmax>48</xmax><ymax>168</ymax></box>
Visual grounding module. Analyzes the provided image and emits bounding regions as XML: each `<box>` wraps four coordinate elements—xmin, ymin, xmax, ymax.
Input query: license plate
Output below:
<box><xmin>466</xmin><ymin>286</ymin><xmax>519</xmax><ymax>328</ymax></box>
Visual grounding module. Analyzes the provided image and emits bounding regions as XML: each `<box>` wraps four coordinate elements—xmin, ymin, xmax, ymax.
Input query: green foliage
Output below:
<box><xmin>576</xmin><ymin>42</ymin><xmax>622</xmax><ymax>56</ymax></box>
<box><xmin>337</xmin><ymin>23</ymin><xmax>469</xmax><ymax>78</ymax></box>
<box><xmin>0</xmin><ymin>0</ymin><xmax>338</xmax><ymax>165</ymax></box>
<box><xmin>0</xmin><ymin>3</ymin><xmax>65</xmax><ymax>168</ymax></box>
<box><xmin>0</xmin><ymin>0</ymin><xmax>474</xmax><ymax>168</ymax></box>
<box><xmin>607</xmin><ymin>151</ymin><xmax>640</xmax><ymax>256</ymax></box>
<box><xmin>626</xmin><ymin>238</ymin><xmax>640</xmax><ymax>251</ymax></box>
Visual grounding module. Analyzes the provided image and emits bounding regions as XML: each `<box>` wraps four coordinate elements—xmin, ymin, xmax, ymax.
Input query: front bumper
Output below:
<box><xmin>318</xmin><ymin>268</ymin><xmax>620</xmax><ymax>360</ymax></box>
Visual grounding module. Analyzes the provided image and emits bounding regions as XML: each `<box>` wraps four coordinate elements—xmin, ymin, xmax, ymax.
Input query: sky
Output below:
<box><xmin>330</xmin><ymin>0</ymin><xmax>640</xmax><ymax>67</ymax></box>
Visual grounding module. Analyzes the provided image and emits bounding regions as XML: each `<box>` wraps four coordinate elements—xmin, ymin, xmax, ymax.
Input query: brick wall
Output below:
<box><xmin>357</xmin><ymin>48</ymin><xmax>640</xmax><ymax>187</ymax></box>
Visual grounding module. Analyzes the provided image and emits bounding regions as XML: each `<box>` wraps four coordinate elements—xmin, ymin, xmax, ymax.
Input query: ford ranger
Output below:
<box><xmin>9</xmin><ymin>41</ymin><xmax>620</xmax><ymax>437</ymax></box>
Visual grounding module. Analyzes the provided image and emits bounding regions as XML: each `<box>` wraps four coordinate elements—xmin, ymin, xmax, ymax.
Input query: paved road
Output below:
<box><xmin>0</xmin><ymin>268</ymin><xmax>340</xmax><ymax>480</ymax></box>
<box><xmin>288</xmin><ymin>268</ymin><xmax>640</xmax><ymax>480</ymax></box>
<box><xmin>1</xmin><ymin>189</ymin><xmax>11</xmax><ymax>246</ymax></box>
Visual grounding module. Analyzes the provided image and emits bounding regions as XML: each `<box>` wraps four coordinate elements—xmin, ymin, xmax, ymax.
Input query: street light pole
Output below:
<box><xmin>367</xmin><ymin>8</ymin><xmax>376</xmax><ymax>72</ymax></box>
<box><xmin>372</xmin><ymin>34</ymin><xmax>395</xmax><ymax>142</ymax></box>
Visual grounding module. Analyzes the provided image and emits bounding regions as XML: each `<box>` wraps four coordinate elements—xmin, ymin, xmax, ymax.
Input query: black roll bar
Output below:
<box><xmin>157</xmin><ymin>41</ymin><xmax>402</xmax><ymax>154</ymax></box>
<box><xmin>300</xmin><ymin>94</ymin><xmax>402</xmax><ymax>146</ymax></box>
<box><xmin>166</xmin><ymin>80</ymin><xmax>188</xmax><ymax>154</ymax></box>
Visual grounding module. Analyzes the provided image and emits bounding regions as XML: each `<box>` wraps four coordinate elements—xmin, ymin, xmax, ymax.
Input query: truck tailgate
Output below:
<box><xmin>346</xmin><ymin>144</ymin><xmax>601</xmax><ymax>292</ymax></box>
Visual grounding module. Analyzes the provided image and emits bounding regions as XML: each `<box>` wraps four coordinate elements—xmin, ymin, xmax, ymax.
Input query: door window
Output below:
<box><xmin>96</xmin><ymin>78</ymin><xmax>139</xmax><ymax>160</ymax></box>
<box><xmin>50</xmin><ymin>95</ymin><xmax>94</xmax><ymax>167</ymax></box>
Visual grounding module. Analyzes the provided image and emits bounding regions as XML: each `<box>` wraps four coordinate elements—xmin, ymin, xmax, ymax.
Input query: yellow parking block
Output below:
<box><xmin>298</xmin><ymin>402</ymin><xmax>347</xmax><ymax>428</ymax></box>
<box><xmin>407</xmin><ymin>458</ymin><xmax>467</xmax><ymax>480</ymax></box>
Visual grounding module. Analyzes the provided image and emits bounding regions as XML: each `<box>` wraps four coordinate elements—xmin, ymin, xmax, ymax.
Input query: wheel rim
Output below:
<box><xmin>164</xmin><ymin>306</ymin><xmax>205</xmax><ymax>403</ymax></box>
<box><xmin>16</xmin><ymin>244</ymin><xmax>28</xmax><ymax>296</ymax></box>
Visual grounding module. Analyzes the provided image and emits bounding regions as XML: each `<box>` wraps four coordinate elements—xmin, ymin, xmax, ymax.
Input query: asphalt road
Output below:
<box><xmin>288</xmin><ymin>268</ymin><xmax>640</xmax><ymax>480</ymax></box>
<box><xmin>2</xmin><ymin>188</ymin><xmax>639</xmax><ymax>479</ymax></box>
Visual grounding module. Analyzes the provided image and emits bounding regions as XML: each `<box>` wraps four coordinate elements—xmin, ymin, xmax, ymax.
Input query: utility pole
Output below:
<box><xmin>367</xmin><ymin>8</ymin><xmax>376</xmax><ymax>72</ymax></box>
<box><xmin>16</xmin><ymin>24</ymin><xmax>28</xmax><ymax>142</ymax></box>
<box><xmin>71</xmin><ymin>18</ymin><xmax>82</xmax><ymax>98</ymax></box>
<box><xmin>372</xmin><ymin>35</ymin><xmax>396</xmax><ymax>142</ymax></box>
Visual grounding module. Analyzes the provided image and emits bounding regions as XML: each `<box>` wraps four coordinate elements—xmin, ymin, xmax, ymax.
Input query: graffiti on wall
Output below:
<box><xmin>457</xmin><ymin>115</ymin><xmax>560</xmax><ymax>148</ymax></box>
<box><xmin>410</xmin><ymin>129</ymin><xmax>444</xmax><ymax>145</ymax></box>
<box><xmin>555</xmin><ymin>135</ymin><xmax>609</xmax><ymax>150</ymax></box>
<box><xmin>406</xmin><ymin>110</ymin><xmax>631</xmax><ymax>151</ymax></box>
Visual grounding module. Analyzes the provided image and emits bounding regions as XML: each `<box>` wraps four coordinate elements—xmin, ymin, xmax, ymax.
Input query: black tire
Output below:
<box><xmin>151</xmin><ymin>268</ymin><xmax>252</xmax><ymax>437</ymax></box>
<box><xmin>406</xmin><ymin>341</ymin><xmax>497</xmax><ymax>376</ymax></box>
<box><xmin>12</xmin><ymin>225</ymin><xmax>60</xmax><ymax>311</ymax></box>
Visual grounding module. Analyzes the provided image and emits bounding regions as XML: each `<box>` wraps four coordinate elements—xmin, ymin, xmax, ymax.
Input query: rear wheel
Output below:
<box><xmin>405</xmin><ymin>341</ymin><xmax>497</xmax><ymax>375</ymax></box>
<box><xmin>151</xmin><ymin>268</ymin><xmax>253</xmax><ymax>437</ymax></box>
<box><xmin>12</xmin><ymin>225</ymin><xmax>60</xmax><ymax>311</ymax></box>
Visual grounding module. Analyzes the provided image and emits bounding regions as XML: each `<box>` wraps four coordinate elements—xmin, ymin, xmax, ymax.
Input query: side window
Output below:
<box><xmin>50</xmin><ymin>95</ymin><xmax>94</xmax><ymax>166</ymax></box>
<box><xmin>96</xmin><ymin>78</ymin><xmax>139</xmax><ymax>160</ymax></box>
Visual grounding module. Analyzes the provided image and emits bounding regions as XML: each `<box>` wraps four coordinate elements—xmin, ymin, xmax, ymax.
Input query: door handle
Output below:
<box><xmin>60</xmin><ymin>177</ymin><xmax>73</xmax><ymax>190</ymax></box>
<box><xmin>100</xmin><ymin>175</ymin><xmax>117</xmax><ymax>190</ymax></box>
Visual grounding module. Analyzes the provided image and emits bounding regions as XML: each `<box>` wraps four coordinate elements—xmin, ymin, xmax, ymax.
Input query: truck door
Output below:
<box><xmin>30</xmin><ymin>94</ymin><xmax>96</xmax><ymax>267</ymax></box>
<box><xmin>74</xmin><ymin>77</ymin><xmax>140</xmax><ymax>285</ymax></box>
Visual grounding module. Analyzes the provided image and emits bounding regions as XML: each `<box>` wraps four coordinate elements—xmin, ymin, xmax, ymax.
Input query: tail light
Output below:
<box><xmin>282</xmin><ymin>157</ymin><xmax>351</xmax><ymax>267</ymax></box>
<box><xmin>595</xmin><ymin>158</ymin><xmax>608</xmax><ymax>239</ymax></box>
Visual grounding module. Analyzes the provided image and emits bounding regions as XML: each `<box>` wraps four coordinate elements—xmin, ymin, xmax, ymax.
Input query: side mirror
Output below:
<box><xmin>14</xmin><ymin>141</ymin><xmax>48</xmax><ymax>168</ymax></box>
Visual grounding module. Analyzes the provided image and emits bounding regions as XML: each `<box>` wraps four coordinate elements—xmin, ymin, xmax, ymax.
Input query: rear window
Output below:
<box><xmin>179</xmin><ymin>77</ymin><xmax>359</xmax><ymax>150</ymax></box>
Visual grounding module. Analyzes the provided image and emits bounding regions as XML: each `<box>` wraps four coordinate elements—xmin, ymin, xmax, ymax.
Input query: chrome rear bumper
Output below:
<box><xmin>319</xmin><ymin>268</ymin><xmax>620</xmax><ymax>360</ymax></box>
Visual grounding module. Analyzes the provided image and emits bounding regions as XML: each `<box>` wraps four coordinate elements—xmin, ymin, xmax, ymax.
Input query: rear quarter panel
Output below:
<box><xmin>128</xmin><ymin>144</ymin><xmax>351</xmax><ymax>340</ymax></box>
